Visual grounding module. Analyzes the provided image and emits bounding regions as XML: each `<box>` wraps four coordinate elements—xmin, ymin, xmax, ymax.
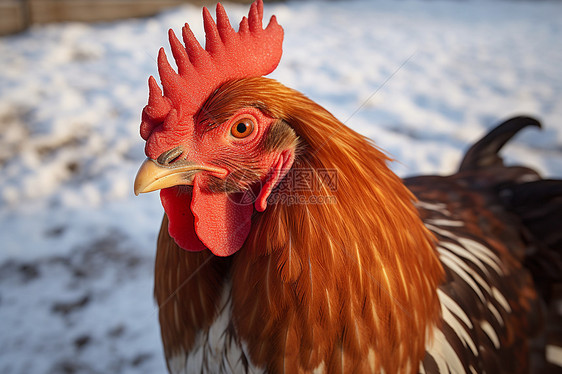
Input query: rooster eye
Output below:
<box><xmin>231</xmin><ymin>119</ymin><xmax>254</xmax><ymax>139</ymax></box>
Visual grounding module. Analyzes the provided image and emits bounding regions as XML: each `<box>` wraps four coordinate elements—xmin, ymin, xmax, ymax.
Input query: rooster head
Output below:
<box><xmin>134</xmin><ymin>0</ymin><xmax>297</xmax><ymax>256</ymax></box>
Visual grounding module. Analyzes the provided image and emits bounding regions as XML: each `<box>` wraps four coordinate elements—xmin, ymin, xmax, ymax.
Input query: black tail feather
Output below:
<box><xmin>465</xmin><ymin>116</ymin><xmax>562</xmax><ymax>304</ymax></box>
<box><xmin>457</xmin><ymin>115</ymin><xmax>562</xmax><ymax>290</ymax></box>
<box><xmin>460</xmin><ymin>116</ymin><xmax>562</xmax><ymax>370</ymax></box>
<box><xmin>459</xmin><ymin>116</ymin><xmax>541</xmax><ymax>172</ymax></box>
<box><xmin>456</xmin><ymin>115</ymin><xmax>562</xmax><ymax>288</ymax></box>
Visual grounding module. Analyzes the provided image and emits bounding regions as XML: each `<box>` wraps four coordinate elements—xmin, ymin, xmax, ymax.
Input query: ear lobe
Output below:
<box><xmin>255</xmin><ymin>149</ymin><xmax>294</xmax><ymax>212</ymax></box>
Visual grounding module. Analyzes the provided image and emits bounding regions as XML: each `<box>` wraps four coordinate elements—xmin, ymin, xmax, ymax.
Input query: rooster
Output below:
<box><xmin>133</xmin><ymin>1</ymin><xmax>562</xmax><ymax>373</ymax></box>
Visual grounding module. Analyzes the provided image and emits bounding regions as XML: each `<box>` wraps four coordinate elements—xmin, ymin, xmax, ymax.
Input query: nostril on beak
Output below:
<box><xmin>157</xmin><ymin>146</ymin><xmax>184</xmax><ymax>166</ymax></box>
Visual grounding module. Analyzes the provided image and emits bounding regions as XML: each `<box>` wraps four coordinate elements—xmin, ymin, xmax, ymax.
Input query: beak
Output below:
<box><xmin>134</xmin><ymin>158</ymin><xmax>225</xmax><ymax>195</ymax></box>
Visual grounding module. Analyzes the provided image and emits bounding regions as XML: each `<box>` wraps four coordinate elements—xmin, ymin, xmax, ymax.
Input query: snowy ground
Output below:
<box><xmin>1</xmin><ymin>0</ymin><xmax>561</xmax><ymax>373</ymax></box>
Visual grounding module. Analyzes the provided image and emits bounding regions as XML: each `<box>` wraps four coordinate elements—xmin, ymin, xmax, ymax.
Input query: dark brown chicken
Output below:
<box><xmin>133</xmin><ymin>1</ymin><xmax>562</xmax><ymax>372</ymax></box>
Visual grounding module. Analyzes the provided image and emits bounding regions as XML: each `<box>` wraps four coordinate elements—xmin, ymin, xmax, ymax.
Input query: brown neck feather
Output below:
<box><xmin>154</xmin><ymin>216</ymin><xmax>232</xmax><ymax>366</ymax></box>
<box><xmin>229</xmin><ymin>78</ymin><xmax>444</xmax><ymax>373</ymax></box>
<box><xmin>155</xmin><ymin>77</ymin><xmax>444</xmax><ymax>373</ymax></box>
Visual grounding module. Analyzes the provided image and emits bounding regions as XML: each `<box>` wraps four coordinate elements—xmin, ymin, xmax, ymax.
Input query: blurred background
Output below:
<box><xmin>0</xmin><ymin>0</ymin><xmax>253</xmax><ymax>36</ymax></box>
<box><xmin>1</xmin><ymin>0</ymin><xmax>561</xmax><ymax>373</ymax></box>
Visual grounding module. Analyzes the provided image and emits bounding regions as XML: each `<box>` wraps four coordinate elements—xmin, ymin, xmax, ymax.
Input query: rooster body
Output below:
<box><xmin>134</xmin><ymin>2</ymin><xmax>562</xmax><ymax>373</ymax></box>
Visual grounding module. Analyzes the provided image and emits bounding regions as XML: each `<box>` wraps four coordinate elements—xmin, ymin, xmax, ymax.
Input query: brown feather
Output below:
<box><xmin>154</xmin><ymin>215</ymin><xmax>232</xmax><ymax>369</ymax></box>
<box><xmin>198</xmin><ymin>77</ymin><xmax>445</xmax><ymax>373</ymax></box>
<box><xmin>154</xmin><ymin>76</ymin><xmax>445</xmax><ymax>373</ymax></box>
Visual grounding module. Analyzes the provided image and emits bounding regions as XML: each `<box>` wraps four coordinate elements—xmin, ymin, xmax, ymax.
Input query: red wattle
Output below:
<box><xmin>160</xmin><ymin>187</ymin><xmax>207</xmax><ymax>252</ymax></box>
<box><xmin>191</xmin><ymin>175</ymin><xmax>254</xmax><ymax>257</ymax></box>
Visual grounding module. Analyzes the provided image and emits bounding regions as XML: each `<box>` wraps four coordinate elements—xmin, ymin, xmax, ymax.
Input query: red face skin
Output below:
<box><xmin>152</xmin><ymin>107</ymin><xmax>294</xmax><ymax>256</ymax></box>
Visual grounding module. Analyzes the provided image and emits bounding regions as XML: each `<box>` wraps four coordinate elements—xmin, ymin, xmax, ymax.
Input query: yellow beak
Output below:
<box><xmin>133</xmin><ymin>158</ymin><xmax>224</xmax><ymax>195</ymax></box>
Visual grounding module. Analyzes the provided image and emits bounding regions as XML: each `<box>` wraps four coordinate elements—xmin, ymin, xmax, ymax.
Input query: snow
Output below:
<box><xmin>0</xmin><ymin>0</ymin><xmax>561</xmax><ymax>372</ymax></box>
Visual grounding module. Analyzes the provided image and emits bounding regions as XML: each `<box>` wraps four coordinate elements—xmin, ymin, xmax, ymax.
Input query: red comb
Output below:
<box><xmin>140</xmin><ymin>0</ymin><xmax>283</xmax><ymax>146</ymax></box>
